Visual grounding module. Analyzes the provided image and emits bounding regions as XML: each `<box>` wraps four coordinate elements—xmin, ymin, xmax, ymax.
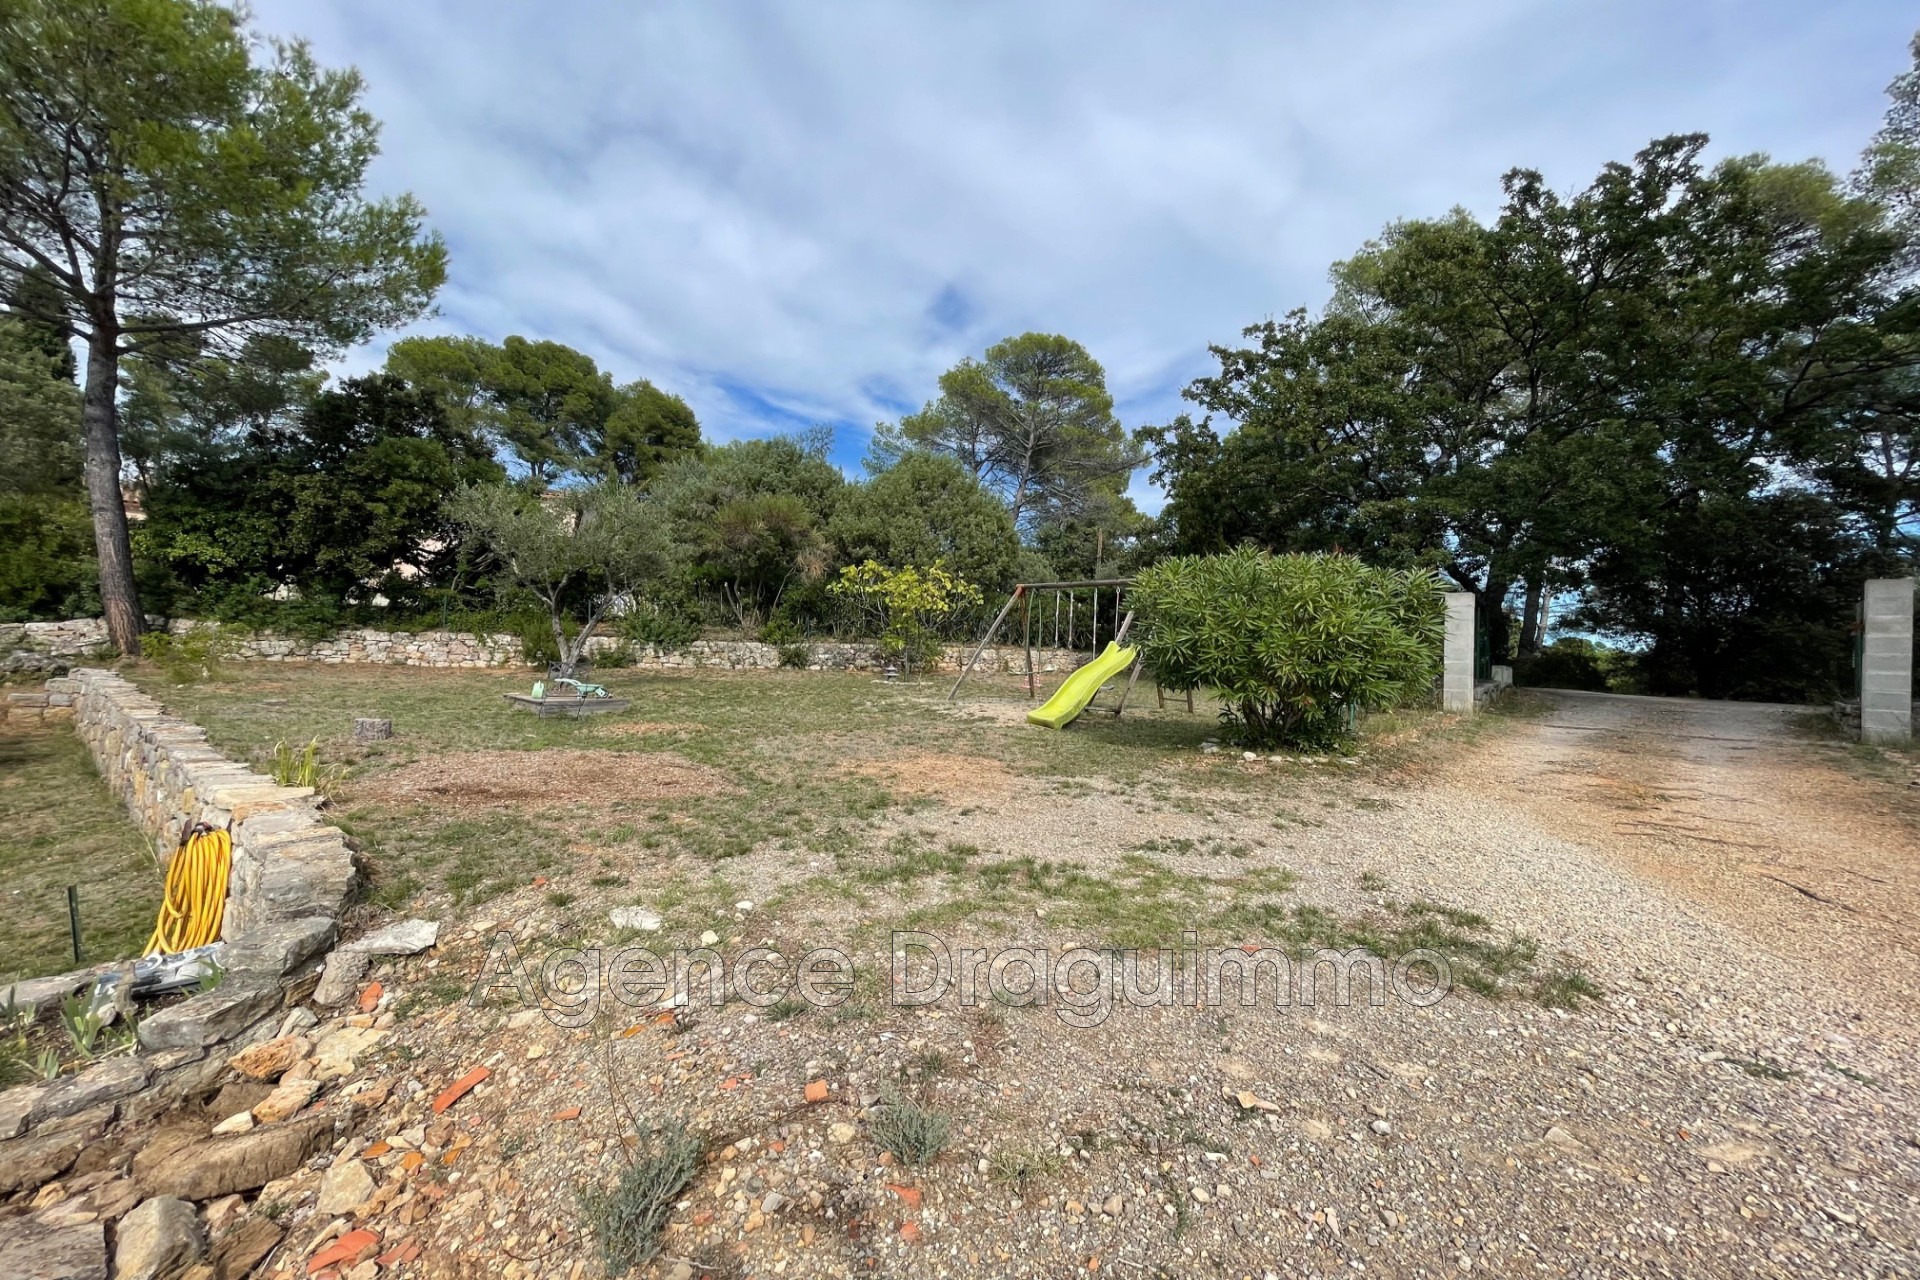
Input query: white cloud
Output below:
<box><xmin>252</xmin><ymin>0</ymin><xmax>1914</xmax><ymax>507</ymax></box>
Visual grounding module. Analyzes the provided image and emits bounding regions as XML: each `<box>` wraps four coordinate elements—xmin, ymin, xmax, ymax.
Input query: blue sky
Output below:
<box><xmin>252</xmin><ymin>1</ymin><xmax>1916</xmax><ymax>509</ymax></box>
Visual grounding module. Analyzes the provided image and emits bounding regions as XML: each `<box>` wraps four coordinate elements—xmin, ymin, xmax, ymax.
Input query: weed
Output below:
<box><xmin>1530</xmin><ymin>970</ymin><xmax>1602</xmax><ymax>1009</ymax></box>
<box><xmin>268</xmin><ymin>737</ymin><xmax>338</xmax><ymax>790</ymax></box>
<box><xmin>988</xmin><ymin>1145</ymin><xmax>1063</xmax><ymax>1187</ymax></box>
<box><xmin>1726</xmin><ymin>1054</ymin><xmax>1798</xmax><ymax>1081</ymax></box>
<box><xmin>578</xmin><ymin>1121</ymin><xmax>703</xmax><ymax>1275</ymax></box>
<box><xmin>59</xmin><ymin>991</ymin><xmax>103</xmax><ymax>1059</ymax></box>
<box><xmin>197</xmin><ymin>958</ymin><xmax>228</xmax><ymax>993</ymax></box>
<box><xmin>763</xmin><ymin>996</ymin><xmax>810</xmax><ymax>1023</ymax></box>
<box><xmin>869</xmin><ymin>1096</ymin><xmax>951</xmax><ymax>1165</ymax></box>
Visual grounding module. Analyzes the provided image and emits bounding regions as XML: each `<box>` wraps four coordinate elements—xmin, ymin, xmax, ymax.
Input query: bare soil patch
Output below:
<box><xmin>351</xmin><ymin>748</ymin><xmax>733</xmax><ymax>808</ymax></box>
<box><xmin>837</xmin><ymin>750</ymin><xmax>1017</xmax><ymax>799</ymax></box>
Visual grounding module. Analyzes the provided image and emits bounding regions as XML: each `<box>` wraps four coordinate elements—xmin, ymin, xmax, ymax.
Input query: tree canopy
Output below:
<box><xmin>0</xmin><ymin>0</ymin><xmax>446</xmax><ymax>650</ymax></box>
<box><xmin>878</xmin><ymin>333</ymin><xmax>1143</xmax><ymax>535</ymax></box>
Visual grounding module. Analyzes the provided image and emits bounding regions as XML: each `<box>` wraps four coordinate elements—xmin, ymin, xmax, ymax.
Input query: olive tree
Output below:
<box><xmin>1131</xmin><ymin>549</ymin><xmax>1443</xmax><ymax>749</ymax></box>
<box><xmin>447</xmin><ymin>482</ymin><xmax>677</xmax><ymax>677</ymax></box>
<box><xmin>0</xmin><ymin>0</ymin><xmax>445</xmax><ymax>651</ymax></box>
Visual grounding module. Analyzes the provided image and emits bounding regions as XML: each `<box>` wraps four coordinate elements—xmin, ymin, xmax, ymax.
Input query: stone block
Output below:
<box><xmin>137</xmin><ymin>983</ymin><xmax>279</xmax><ymax>1052</ymax></box>
<box><xmin>0</xmin><ymin>1217</ymin><xmax>106</xmax><ymax>1280</ymax></box>
<box><xmin>28</xmin><ymin>1057</ymin><xmax>148</xmax><ymax>1124</ymax></box>
<box><xmin>223</xmin><ymin>917</ymin><xmax>336</xmax><ymax>977</ymax></box>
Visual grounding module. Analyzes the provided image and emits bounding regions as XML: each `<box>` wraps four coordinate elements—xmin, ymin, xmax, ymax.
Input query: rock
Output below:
<box><xmin>1103</xmin><ymin>1193</ymin><xmax>1124</xmax><ymax>1217</ymax></box>
<box><xmin>31</xmin><ymin>1059</ymin><xmax>149</xmax><ymax>1125</ymax></box>
<box><xmin>133</xmin><ymin>1116</ymin><xmax>332</xmax><ymax>1201</ymax></box>
<box><xmin>312</xmin><ymin>951</ymin><xmax>371</xmax><ymax>1007</ymax></box>
<box><xmin>352</xmin><ymin>718</ymin><xmax>392</xmax><ymax>742</ymax></box>
<box><xmin>0</xmin><ymin>1217</ymin><xmax>106</xmax><ymax>1280</ymax></box>
<box><xmin>1190</xmin><ymin>1186</ymin><xmax>1212</xmax><ymax>1204</ymax></box>
<box><xmin>136</xmin><ymin>984</ymin><xmax>278</xmax><ymax>1052</ymax></box>
<box><xmin>609</xmin><ymin>907</ymin><xmax>662</xmax><ymax>932</ymax></box>
<box><xmin>276</xmin><ymin>1007</ymin><xmax>318</xmax><ymax>1038</ymax></box>
<box><xmin>207</xmin><ymin>1218</ymin><xmax>282</xmax><ymax>1280</ymax></box>
<box><xmin>699</xmin><ymin>931</ymin><xmax>720</xmax><ymax>947</ymax></box>
<box><xmin>201</xmin><ymin>1194</ymin><xmax>246</xmax><ymax>1237</ymax></box>
<box><xmin>226</xmin><ymin>1035</ymin><xmax>309</xmax><ymax>1082</ymax></box>
<box><xmin>1369</xmin><ymin>1119</ymin><xmax>1392</xmax><ymax>1136</ymax></box>
<box><xmin>310</xmin><ymin>1025</ymin><xmax>384</xmax><ymax>1081</ymax></box>
<box><xmin>249</xmin><ymin>1079</ymin><xmax>319</xmax><ymax>1125</ymax></box>
<box><xmin>88</xmin><ymin>1178</ymin><xmax>142</xmax><ymax>1222</ymax></box>
<box><xmin>316</xmin><ymin>1158</ymin><xmax>377</xmax><ymax>1216</ymax></box>
<box><xmin>347</xmin><ymin>919</ymin><xmax>440</xmax><ymax>956</ymax></box>
<box><xmin>828</xmin><ymin>1122</ymin><xmax>857</xmax><ymax>1144</ymax></box>
<box><xmin>206</xmin><ymin>1081</ymin><xmax>273</xmax><ymax>1121</ymax></box>
<box><xmin>222</xmin><ymin>918</ymin><xmax>335</xmax><ymax>978</ymax></box>
<box><xmin>1543</xmin><ymin>1125</ymin><xmax>1592</xmax><ymax>1157</ymax></box>
<box><xmin>209</xmin><ymin>1113</ymin><xmax>254</xmax><ymax>1136</ymax></box>
<box><xmin>761</xmin><ymin>1191</ymin><xmax>787</xmax><ymax>1214</ymax></box>
<box><xmin>1</xmin><ymin>1082</ymin><xmax>47</xmax><ymax>1138</ymax></box>
<box><xmin>0</xmin><ymin>1125</ymin><xmax>88</xmax><ymax>1196</ymax></box>
<box><xmin>113</xmin><ymin>1196</ymin><xmax>204</xmax><ymax>1280</ymax></box>
<box><xmin>38</xmin><ymin>1102</ymin><xmax>118</xmax><ymax>1139</ymax></box>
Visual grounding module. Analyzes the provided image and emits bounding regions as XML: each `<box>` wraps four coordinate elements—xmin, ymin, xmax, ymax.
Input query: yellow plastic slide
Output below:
<box><xmin>1026</xmin><ymin>641</ymin><xmax>1137</xmax><ymax>729</ymax></box>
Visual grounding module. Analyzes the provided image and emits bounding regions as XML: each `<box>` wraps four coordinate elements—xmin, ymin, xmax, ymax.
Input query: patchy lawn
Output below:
<box><xmin>133</xmin><ymin>661</ymin><xmax>1578</xmax><ymax>1003</ymax></box>
<box><xmin>0</xmin><ymin>718</ymin><xmax>162</xmax><ymax>984</ymax></box>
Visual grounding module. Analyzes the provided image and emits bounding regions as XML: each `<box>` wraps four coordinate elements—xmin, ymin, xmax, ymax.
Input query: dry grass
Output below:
<box><xmin>836</xmin><ymin>750</ymin><xmax>1018</xmax><ymax>800</ymax></box>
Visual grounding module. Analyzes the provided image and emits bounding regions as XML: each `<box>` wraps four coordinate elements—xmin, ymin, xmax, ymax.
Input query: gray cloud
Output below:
<box><xmin>250</xmin><ymin>0</ymin><xmax>1914</xmax><ymax>506</ymax></box>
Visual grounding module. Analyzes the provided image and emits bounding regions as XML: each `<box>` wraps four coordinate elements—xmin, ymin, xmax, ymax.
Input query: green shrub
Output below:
<box><xmin>577</xmin><ymin>1122</ymin><xmax>701</xmax><ymax>1275</ymax></box>
<box><xmin>869</xmin><ymin>1096</ymin><xmax>951</xmax><ymax>1165</ymax></box>
<box><xmin>617</xmin><ymin>601</ymin><xmax>700</xmax><ymax>651</ymax></box>
<box><xmin>1132</xmin><ymin>549</ymin><xmax>1443</xmax><ymax>749</ymax></box>
<box><xmin>1512</xmin><ymin>637</ymin><xmax>1636</xmax><ymax>692</ymax></box>
<box><xmin>828</xmin><ymin>561</ymin><xmax>982</xmax><ymax>674</ymax></box>
<box><xmin>139</xmin><ymin>623</ymin><xmax>234</xmax><ymax>685</ymax></box>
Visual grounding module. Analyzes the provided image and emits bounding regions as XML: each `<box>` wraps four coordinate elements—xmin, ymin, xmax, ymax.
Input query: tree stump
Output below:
<box><xmin>353</xmin><ymin>717</ymin><xmax>393</xmax><ymax>742</ymax></box>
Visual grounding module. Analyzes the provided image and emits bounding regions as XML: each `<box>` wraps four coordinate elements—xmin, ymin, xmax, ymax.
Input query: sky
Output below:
<box><xmin>251</xmin><ymin>0</ymin><xmax>1917</xmax><ymax>508</ymax></box>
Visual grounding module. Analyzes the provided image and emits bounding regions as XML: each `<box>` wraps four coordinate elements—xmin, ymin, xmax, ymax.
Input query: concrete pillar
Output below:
<box><xmin>1442</xmin><ymin>592</ymin><xmax>1475</xmax><ymax>714</ymax></box>
<box><xmin>1860</xmin><ymin>578</ymin><xmax>1914</xmax><ymax>745</ymax></box>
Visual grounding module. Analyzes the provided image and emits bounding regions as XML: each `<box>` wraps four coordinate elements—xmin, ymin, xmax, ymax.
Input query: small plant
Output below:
<box><xmin>987</xmin><ymin>1145</ymin><xmax>1063</xmax><ymax>1187</ymax></box>
<box><xmin>270</xmin><ymin>738</ymin><xmax>323</xmax><ymax>788</ymax></box>
<box><xmin>828</xmin><ymin>560</ymin><xmax>982</xmax><ymax>674</ymax></box>
<box><xmin>0</xmin><ymin>988</ymin><xmax>36</xmax><ymax>1087</ymax></box>
<box><xmin>763</xmin><ymin>996</ymin><xmax>810</xmax><ymax>1023</ymax></box>
<box><xmin>139</xmin><ymin>623</ymin><xmax>234</xmax><ymax>685</ymax></box>
<box><xmin>60</xmin><ymin>990</ymin><xmax>104</xmax><ymax>1059</ymax></box>
<box><xmin>34</xmin><ymin>1046</ymin><xmax>63</xmax><ymax>1080</ymax></box>
<box><xmin>869</xmin><ymin>1095</ymin><xmax>951</xmax><ymax>1165</ymax></box>
<box><xmin>196</xmin><ymin>957</ymin><xmax>228</xmax><ymax>994</ymax></box>
<box><xmin>578</xmin><ymin>1121</ymin><xmax>703</xmax><ymax>1275</ymax></box>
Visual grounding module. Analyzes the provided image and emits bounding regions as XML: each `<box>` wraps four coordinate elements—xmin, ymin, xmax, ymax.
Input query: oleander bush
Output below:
<box><xmin>1132</xmin><ymin>548</ymin><xmax>1443</xmax><ymax>749</ymax></box>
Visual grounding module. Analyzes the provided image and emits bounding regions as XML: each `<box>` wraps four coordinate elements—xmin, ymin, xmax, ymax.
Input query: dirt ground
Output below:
<box><xmin>33</xmin><ymin>670</ymin><xmax>1919</xmax><ymax>1280</ymax></box>
<box><xmin>264</xmin><ymin>688</ymin><xmax>1920</xmax><ymax>1280</ymax></box>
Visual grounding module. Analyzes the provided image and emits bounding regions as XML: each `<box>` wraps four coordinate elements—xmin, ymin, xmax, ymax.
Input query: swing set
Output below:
<box><xmin>947</xmin><ymin>578</ymin><xmax>1195</xmax><ymax>719</ymax></box>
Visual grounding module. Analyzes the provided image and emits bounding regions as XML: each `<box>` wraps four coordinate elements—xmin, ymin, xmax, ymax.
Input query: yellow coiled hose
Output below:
<box><xmin>144</xmin><ymin>826</ymin><xmax>231</xmax><ymax>955</ymax></box>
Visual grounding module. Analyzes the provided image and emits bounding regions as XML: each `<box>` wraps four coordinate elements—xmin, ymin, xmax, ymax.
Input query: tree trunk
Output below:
<box><xmin>1479</xmin><ymin>580</ymin><xmax>1510</xmax><ymax>667</ymax></box>
<box><xmin>1517</xmin><ymin>579</ymin><xmax>1544</xmax><ymax>658</ymax></box>
<box><xmin>81</xmin><ymin>331</ymin><xmax>143</xmax><ymax>654</ymax></box>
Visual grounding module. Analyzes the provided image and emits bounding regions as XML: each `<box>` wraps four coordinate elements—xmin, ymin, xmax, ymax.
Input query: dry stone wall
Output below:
<box><xmin>0</xmin><ymin>670</ymin><xmax>359</xmax><ymax>1192</ymax></box>
<box><xmin>4</xmin><ymin>616</ymin><xmax>1091</xmax><ymax>675</ymax></box>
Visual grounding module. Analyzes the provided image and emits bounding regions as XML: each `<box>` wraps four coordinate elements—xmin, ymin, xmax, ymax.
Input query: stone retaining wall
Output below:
<box><xmin>3</xmin><ymin>616</ymin><xmax>1092</xmax><ymax>675</ymax></box>
<box><xmin>0</xmin><ymin>670</ymin><xmax>359</xmax><ymax>1189</ymax></box>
